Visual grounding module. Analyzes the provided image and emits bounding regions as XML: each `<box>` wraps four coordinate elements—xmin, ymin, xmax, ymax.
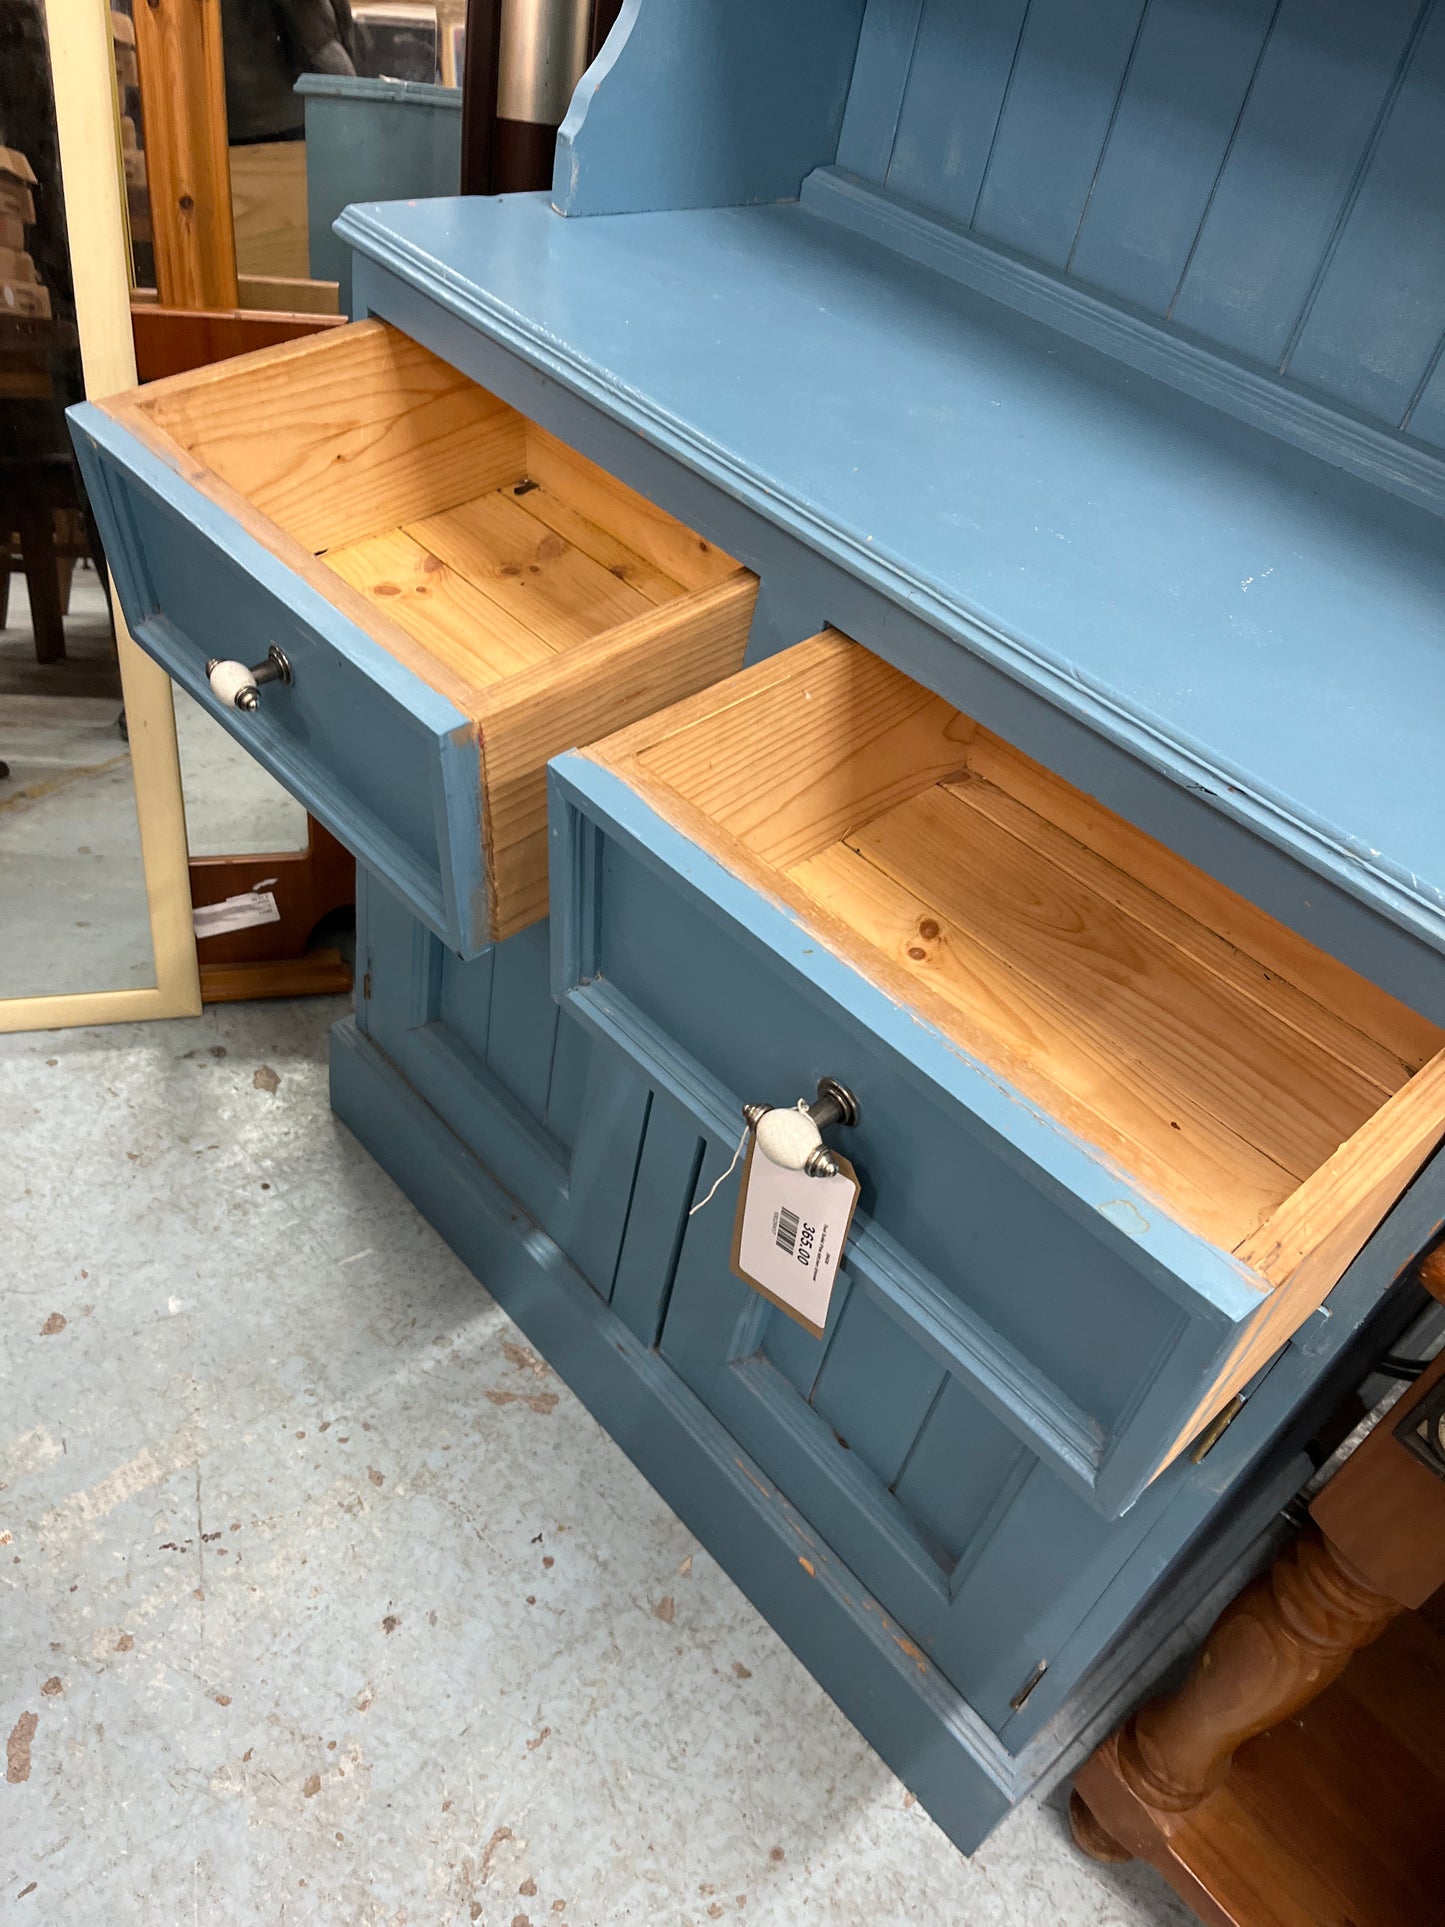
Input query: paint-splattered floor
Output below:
<box><xmin>1</xmin><ymin>997</ymin><xmax>1195</xmax><ymax>1924</ymax></box>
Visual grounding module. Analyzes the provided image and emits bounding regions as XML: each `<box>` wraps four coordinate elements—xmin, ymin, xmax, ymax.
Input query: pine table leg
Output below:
<box><xmin>1071</xmin><ymin>1526</ymin><xmax>1398</xmax><ymax>1863</ymax></box>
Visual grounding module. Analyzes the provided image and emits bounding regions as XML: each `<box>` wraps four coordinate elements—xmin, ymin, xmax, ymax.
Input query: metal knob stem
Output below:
<box><xmin>808</xmin><ymin>1076</ymin><xmax>859</xmax><ymax>1134</ymax></box>
<box><xmin>205</xmin><ymin>645</ymin><xmax>292</xmax><ymax>712</ymax></box>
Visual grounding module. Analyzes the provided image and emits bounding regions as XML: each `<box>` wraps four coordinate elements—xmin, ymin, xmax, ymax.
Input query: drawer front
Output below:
<box><xmin>357</xmin><ymin>870</ymin><xmax>648</xmax><ymax>1292</ymax></box>
<box><xmin>73</xmin><ymin>404</ymin><xmax>489</xmax><ymax>955</ymax></box>
<box><xmin>550</xmin><ymin>757</ymin><xmax>1280</xmax><ymax>1519</ymax></box>
<box><xmin>550</xmin><ymin>630</ymin><xmax>1445</xmax><ymax>1513</ymax></box>
<box><xmin>69</xmin><ymin>320</ymin><xmax>755</xmax><ymax>957</ymax></box>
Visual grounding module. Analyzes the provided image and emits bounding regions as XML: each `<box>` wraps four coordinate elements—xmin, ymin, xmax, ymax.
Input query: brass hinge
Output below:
<box><xmin>1009</xmin><ymin>1659</ymin><xmax>1048</xmax><ymax>1711</ymax></box>
<box><xmin>1189</xmin><ymin>1393</ymin><xmax>1246</xmax><ymax>1464</ymax></box>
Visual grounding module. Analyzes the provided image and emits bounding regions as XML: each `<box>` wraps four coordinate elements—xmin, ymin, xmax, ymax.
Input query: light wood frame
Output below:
<box><xmin>0</xmin><ymin>0</ymin><xmax>201</xmax><ymax>1033</ymax></box>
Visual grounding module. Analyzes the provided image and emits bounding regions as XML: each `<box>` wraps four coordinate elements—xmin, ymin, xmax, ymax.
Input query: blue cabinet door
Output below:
<box><xmin>549</xmin><ymin>758</ymin><xmax>1237</xmax><ymax>1516</ymax></box>
<box><xmin>358</xmin><ymin>870</ymin><xmax>648</xmax><ymax>1292</ymax></box>
<box><xmin>648</xmin><ymin>1112</ymin><xmax>1228</xmax><ymax>1731</ymax></box>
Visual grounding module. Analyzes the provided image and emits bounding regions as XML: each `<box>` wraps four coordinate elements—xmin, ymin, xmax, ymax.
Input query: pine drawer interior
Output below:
<box><xmin>115</xmin><ymin>319</ymin><xmax>757</xmax><ymax>938</ymax></box>
<box><xmin>589</xmin><ymin>633</ymin><xmax>1445</xmax><ymax>1425</ymax></box>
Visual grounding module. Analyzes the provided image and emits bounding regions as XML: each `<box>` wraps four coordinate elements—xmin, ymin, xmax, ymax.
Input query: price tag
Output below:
<box><xmin>731</xmin><ymin>1142</ymin><xmax>860</xmax><ymax>1337</ymax></box>
<box><xmin>192</xmin><ymin>890</ymin><xmax>281</xmax><ymax>939</ymax></box>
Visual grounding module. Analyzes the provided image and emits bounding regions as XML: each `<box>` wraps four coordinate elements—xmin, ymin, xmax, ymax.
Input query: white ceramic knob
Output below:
<box><xmin>755</xmin><ymin>1105</ymin><xmax>824</xmax><ymax>1172</ymax></box>
<box><xmin>204</xmin><ymin>646</ymin><xmax>291</xmax><ymax>712</ymax></box>
<box><xmin>207</xmin><ymin>658</ymin><xmax>258</xmax><ymax>710</ymax></box>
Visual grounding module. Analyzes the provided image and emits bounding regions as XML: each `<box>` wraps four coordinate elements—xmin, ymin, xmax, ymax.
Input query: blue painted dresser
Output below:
<box><xmin>70</xmin><ymin>0</ymin><xmax>1445</xmax><ymax>1854</ymax></box>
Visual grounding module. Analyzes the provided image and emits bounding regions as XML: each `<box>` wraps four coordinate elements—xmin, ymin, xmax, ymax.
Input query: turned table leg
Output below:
<box><xmin>1071</xmin><ymin>1525</ymin><xmax>1399</xmax><ymax>1862</ymax></box>
<box><xmin>1068</xmin><ymin>1786</ymin><xmax>1133</xmax><ymax>1862</ymax></box>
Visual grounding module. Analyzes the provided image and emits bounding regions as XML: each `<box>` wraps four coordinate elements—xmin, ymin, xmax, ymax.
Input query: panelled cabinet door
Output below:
<box><xmin>549</xmin><ymin>634</ymin><xmax>1445</xmax><ymax>1517</ymax></box>
<box><xmin>69</xmin><ymin>321</ymin><xmax>756</xmax><ymax>957</ymax></box>
<box><xmin>358</xmin><ymin>871</ymin><xmax>647</xmax><ymax>1292</ymax></box>
<box><xmin>655</xmin><ymin>1127</ymin><xmax>1227</xmax><ymax>1732</ymax></box>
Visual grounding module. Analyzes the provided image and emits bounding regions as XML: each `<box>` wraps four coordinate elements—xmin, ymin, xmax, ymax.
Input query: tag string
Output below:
<box><xmin>689</xmin><ymin>1125</ymin><xmax>749</xmax><ymax>1217</ymax></box>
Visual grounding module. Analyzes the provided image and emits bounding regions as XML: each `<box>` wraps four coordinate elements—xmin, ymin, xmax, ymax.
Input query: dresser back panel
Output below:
<box><xmin>841</xmin><ymin>0</ymin><xmax>1445</xmax><ymax>447</ymax></box>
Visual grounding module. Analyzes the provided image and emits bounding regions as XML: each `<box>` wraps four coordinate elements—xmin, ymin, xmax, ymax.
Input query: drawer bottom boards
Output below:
<box><xmin>336</xmin><ymin>879</ymin><xmax>1440</xmax><ymax>1854</ymax></box>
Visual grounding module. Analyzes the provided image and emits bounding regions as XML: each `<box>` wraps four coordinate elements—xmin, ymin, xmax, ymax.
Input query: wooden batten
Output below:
<box><xmin>130</xmin><ymin>0</ymin><xmax>239</xmax><ymax>310</ymax></box>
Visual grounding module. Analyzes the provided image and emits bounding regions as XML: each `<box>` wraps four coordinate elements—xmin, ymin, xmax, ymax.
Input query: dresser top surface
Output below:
<box><xmin>341</xmin><ymin>188</ymin><xmax>1445</xmax><ymax>953</ymax></box>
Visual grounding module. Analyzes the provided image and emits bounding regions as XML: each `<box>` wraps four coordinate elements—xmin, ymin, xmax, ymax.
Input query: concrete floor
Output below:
<box><xmin>1</xmin><ymin>996</ymin><xmax>1197</xmax><ymax>1925</ymax></box>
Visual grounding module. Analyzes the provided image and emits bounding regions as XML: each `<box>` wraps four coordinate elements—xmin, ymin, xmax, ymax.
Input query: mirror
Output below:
<box><xmin>0</xmin><ymin>2</ymin><xmax>157</xmax><ymax>1001</ymax></box>
<box><xmin>0</xmin><ymin>0</ymin><xmax>197</xmax><ymax>1032</ymax></box>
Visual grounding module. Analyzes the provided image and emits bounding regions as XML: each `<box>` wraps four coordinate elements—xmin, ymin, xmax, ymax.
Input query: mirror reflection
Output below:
<box><xmin>0</xmin><ymin>3</ymin><xmax>156</xmax><ymax>1001</ymax></box>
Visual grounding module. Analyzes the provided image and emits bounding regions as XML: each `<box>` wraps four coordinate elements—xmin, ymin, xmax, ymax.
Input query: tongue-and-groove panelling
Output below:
<box><xmin>844</xmin><ymin>0</ymin><xmax>1445</xmax><ymax>448</ymax></box>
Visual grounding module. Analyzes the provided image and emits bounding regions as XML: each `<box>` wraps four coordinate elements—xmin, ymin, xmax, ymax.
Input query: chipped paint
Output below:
<box><xmin>1097</xmin><ymin>1198</ymin><xmax>1150</xmax><ymax>1239</ymax></box>
<box><xmin>734</xmin><ymin>1459</ymin><xmax>771</xmax><ymax>1499</ymax></box>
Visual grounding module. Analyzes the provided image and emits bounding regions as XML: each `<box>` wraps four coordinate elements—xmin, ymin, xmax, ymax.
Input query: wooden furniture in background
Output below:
<box><xmin>228</xmin><ymin>141</ymin><xmax>309</xmax><ymax>281</ymax></box>
<box><xmin>0</xmin><ymin>459</ymin><xmax>87</xmax><ymax>662</ymax></box>
<box><xmin>0</xmin><ymin>136</ymin><xmax>83</xmax><ymax>659</ymax></box>
<box><xmin>130</xmin><ymin>300</ymin><xmax>342</xmax><ymax>381</ymax></box>
<box><xmin>128</xmin><ymin>0</ymin><xmax>237</xmax><ymax>308</ymax></box>
<box><xmin>0</xmin><ymin>313</ymin><xmax>55</xmax><ymax>402</ymax></box>
<box><xmin>189</xmin><ymin>820</ymin><xmax>355</xmax><ymax>1001</ymax></box>
<box><xmin>1072</xmin><ymin>1266</ymin><xmax>1445</xmax><ymax>1927</ymax></box>
<box><xmin>0</xmin><ymin>503</ymin><xmax>88</xmax><ymax>644</ymax></box>
<box><xmin>235</xmin><ymin>274</ymin><xmax>338</xmax><ymax>315</ymax></box>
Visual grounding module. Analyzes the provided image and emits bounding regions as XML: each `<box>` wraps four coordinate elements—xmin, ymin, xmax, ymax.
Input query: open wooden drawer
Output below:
<box><xmin>549</xmin><ymin>633</ymin><xmax>1445</xmax><ymax>1513</ymax></box>
<box><xmin>69</xmin><ymin>320</ymin><xmax>757</xmax><ymax>955</ymax></box>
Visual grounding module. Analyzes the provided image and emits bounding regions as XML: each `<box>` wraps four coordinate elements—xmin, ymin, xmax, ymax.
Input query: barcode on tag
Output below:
<box><xmin>731</xmin><ymin>1145</ymin><xmax>860</xmax><ymax>1337</ymax></box>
